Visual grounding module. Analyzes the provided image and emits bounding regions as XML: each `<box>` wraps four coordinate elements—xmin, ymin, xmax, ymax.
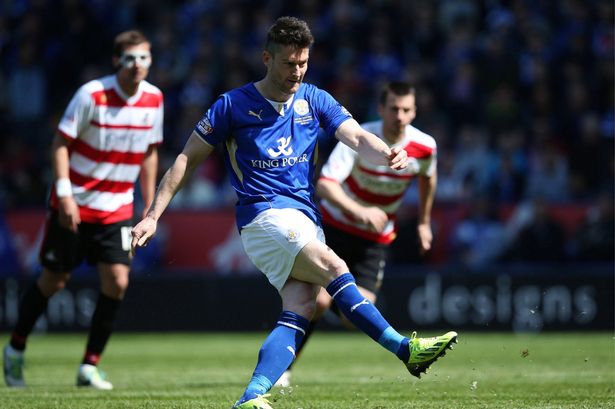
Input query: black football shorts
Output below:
<box><xmin>323</xmin><ymin>223</ymin><xmax>389</xmax><ymax>294</ymax></box>
<box><xmin>39</xmin><ymin>211</ymin><xmax>132</xmax><ymax>272</ymax></box>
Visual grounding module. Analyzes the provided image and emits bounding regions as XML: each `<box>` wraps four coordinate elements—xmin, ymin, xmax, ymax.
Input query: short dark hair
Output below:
<box><xmin>379</xmin><ymin>81</ymin><xmax>416</xmax><ymax>105</ymax></box>
<box><xmin>113</xmin><ymin>30</ymin><xmax>150</xmax><ymax>57</ymax></box>
<box><xmin>265</xmin><ymin>16</ymin><xmax>314</xmax><ymax>55</ymax></box>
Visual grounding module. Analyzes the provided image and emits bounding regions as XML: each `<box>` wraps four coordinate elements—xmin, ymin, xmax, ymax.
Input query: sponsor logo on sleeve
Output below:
<box><xmin>196</xmin><ymin>115</ymin><xmax>213</xmax><ymax>135</ymax></box>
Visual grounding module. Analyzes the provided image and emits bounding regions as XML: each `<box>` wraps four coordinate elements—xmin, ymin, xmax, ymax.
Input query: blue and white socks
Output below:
<box><xmin>237</xmin><ymin>273</ymin><xmax>409</xmax><ymax>405</ymax></box>
<box><xmin>237</xmin><ymin>311</ymin><xmax>309</xmax><ymax>404</ymax></box>
<box><xmin>327</xmin><ymin>273</ymin><xmax>409</xmax><ymax>362</ymax></box>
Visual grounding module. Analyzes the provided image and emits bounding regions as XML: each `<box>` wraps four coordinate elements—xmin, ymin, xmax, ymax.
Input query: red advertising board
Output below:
<box><xmin>4</xmin><ymin>204</ymin><xmax>589</xmax><ymax>274</ymax></box>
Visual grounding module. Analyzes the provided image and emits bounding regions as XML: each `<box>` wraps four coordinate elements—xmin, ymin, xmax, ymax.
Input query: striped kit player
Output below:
<box><xmin>53</xmin><ymin>74</ymin><xmax>163</xmax><ymax>223</ymax></box>
<box><xmin>4</xmin><ymin>30</ymin><xmax>163</xmax><ymax>391</ymax></box>
<box><xmin>319</xmin><ymin>119</ymin><xmax>436</xmax><ymax>245</ymax></box>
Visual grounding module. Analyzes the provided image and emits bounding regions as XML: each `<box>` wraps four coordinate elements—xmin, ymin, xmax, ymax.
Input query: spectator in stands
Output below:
<box><xmin>525</xmin><ymin>133</ymin><xmax>570</xmax><ymax>202</ymax></box>
<box><xmin>573</xmin><ymin>193</ymin><xmax>614</xmax><ymax>262</ymax></box>
<box><xmin>0</xmin><ymin>0</ymin><xmax>611</xmax><ymax>265</ymax></box>
<box><xmin>486</xmin><ymin>129</ymin><xmax>527</xmax><ymax>204</ymax></box>
<box><xmin>569</xmin><ymin>113</ymin><xmax>613</xmax><ymax>198</ymax></box>
<box><xmin>505</xmin><ymin>197</ymin><xmax>566</xmax><ymax>263</ymax></box>
<box><xmin>450</xmin><ymin>195</ymin><xmax>507</xmax><ymax>269</ymax></box>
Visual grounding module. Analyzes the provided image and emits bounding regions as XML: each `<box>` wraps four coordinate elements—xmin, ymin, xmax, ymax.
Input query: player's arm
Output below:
<box><xmin>131</xmin><ymin>132</ymin><xmax>214</xmax><ymax>249</ymax></box>
<box><xmin>416</xmin><ymin>171</ymin><xmax>437</xmax><ymax>254</ymax></box>
<box><xmin>317</xmin><ymin>178</ymin><xmax>388</xmax><ymax>232</ymax></box>
<box><xmin>139</xmin><ymin>144</ymin><xmax>158</xmax><ymax>219</ymax></box>
<box><xmin>52</xmin><ymin>133</ymin><xmax>80</xmax><ymax>232</ymax></box>
<box><xmin>334</xmin><ymin>118</ymin><xmax>407</xmax><ymax>170</ymax></box>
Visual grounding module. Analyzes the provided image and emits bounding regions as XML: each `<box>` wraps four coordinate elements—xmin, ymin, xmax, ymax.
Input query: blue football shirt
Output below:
<box><xmin>194</xmin><ymin>82</ymin><xmax>352</xmax><ymax>230</ymax></box>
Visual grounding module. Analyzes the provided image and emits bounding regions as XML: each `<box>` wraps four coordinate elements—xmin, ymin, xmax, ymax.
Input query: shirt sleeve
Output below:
<box><xmin>319</xmin><ymin>140</ymin><xmax>357</xmax><ymax>183</ymax></box>
<box><xmin>311</xmin><ymin>87</ymin><xmax>353</xmax><ymax>138</ymax></box>
<box><xmin>194</xmin><ymin>94</ymin><xmax>232</xmax><ymax>146</ymax></box>
<box><xmin>419</xmin><ymin>147</ymin><xmax>437</xmax><ymax>177</ymax></box>
<box><xmin>150</xmin><ymin>97</ymin><xmax>164</xmax><ymax>146</ymax></box>
<box><xmin>57</xmin><ymin>86</ymin><xmax>94</xmax><ymax>140</ymax></box>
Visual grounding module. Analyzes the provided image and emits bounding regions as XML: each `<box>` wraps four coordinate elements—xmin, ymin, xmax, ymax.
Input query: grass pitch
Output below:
<box><xmin>0</xmin><ymin>332</ymin><xmax>613</xmax><ymax>408</ymax></box>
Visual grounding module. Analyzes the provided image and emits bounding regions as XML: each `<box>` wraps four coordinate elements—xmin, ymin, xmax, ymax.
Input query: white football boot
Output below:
<box><xmin>76</xmin><ymin>364</ymin><xmax>113</xmax><ymax>390</ymax></box>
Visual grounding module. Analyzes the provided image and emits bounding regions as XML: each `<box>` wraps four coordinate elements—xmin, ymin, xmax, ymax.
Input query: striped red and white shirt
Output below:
<box><xmin>319</xmin><ymin>120</ymin><xmax>436</xmax><ymax>244</ymax></box>
<box><xmin>52</xmin><ymin>75</ymin><xmax>164</xmax><ymax>224</ymax></box>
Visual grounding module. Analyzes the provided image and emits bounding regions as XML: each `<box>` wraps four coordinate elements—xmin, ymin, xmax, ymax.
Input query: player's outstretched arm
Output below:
<box><xmin>139</xmin><ymin>145</ymin><xmax>158</xmax><ymax>219</ymax></box>
<box><xmin>52</xmin><ymin>133</ymin><xmax>81</xmax><ymax>232</ymax></box>
<box><xmin>131</xmin><ymin>132</ymin><xmax>214</xmax><ymax>250</ymax></box>
<box><xmin>417</xmin><ymin>172</ymin><xmax>437</xmax><ymax>254</ymax></box>
<box><xmin>335</xmin><ymin>119</ymin><xmax>408</xmax><ymax>170</ymax></box>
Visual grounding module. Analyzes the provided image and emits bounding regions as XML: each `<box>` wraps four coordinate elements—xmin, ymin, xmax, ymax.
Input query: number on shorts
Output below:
<box><xmin>121</xmin><ymin>226</ymin><xmax>132</xmax><ymax>251</ymax></box>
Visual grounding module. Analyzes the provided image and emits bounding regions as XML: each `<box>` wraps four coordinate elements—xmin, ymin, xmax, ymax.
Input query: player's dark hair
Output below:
<box><xmin>113</xmin><ymin>30</ymin><xmax>149</xmax><ymax>57</ymax></box>
<box><xmin>265</xmin><ymin>16</ymin><xmax>314</xmax><ymax>55</ymax></box>
<box><xmin>379</xmin><ymin>81</ymin><xmax>416</xmax><ymax>105</ymax></box>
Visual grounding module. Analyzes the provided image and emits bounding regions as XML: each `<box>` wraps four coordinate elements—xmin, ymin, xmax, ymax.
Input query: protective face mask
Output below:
<box><xmin>118</xmin><ymin>51</ymin><xmax>152</xmax><ymax>69</ymax></box>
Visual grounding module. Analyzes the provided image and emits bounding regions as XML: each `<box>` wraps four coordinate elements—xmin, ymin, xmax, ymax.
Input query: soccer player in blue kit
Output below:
<box><xmin>131</xmin><ymin>16</ymin><xmax>458</xmax><ymax>409</ymax></box>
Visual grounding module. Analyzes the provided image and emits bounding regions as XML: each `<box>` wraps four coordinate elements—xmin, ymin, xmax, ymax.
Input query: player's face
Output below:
<box><xmin>114</xmin><ymin>42</ymin><xmax>152</xmax><ymax>86</ymax></box>
<box><xmin>379</xmin><ymin>92</ymin><xmax>416</xmax><ymax>139</ymax></box>
<box><xmin>264</xmin><ymin>45</ymin><xmax>309</xmax><ymax>97</ymax></box>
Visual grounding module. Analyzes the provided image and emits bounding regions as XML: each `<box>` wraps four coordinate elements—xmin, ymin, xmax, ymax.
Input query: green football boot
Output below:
<box><xmin>233</xmin><ymin>394</ymin><xmax>273</xmax><ymax>409</ymax></box>
<box><xmin>405</xmin><ymin>331</ymin><xmax>458</xmax><ymax>378</ymax></box>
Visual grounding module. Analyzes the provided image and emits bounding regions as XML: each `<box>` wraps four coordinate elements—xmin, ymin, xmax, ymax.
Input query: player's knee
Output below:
<box><xmin>102</xmin><ymin>276</ymin><xmax>129</xmax><ymax>299</ymax></box>
<box><xmin>38</xmin><ymin>271</ymin><xmax>70</xmax><ymax>297</ymax></box>
<box><xmin>315</xmin><ymin>294</ymin><xmax>331</xmax><ymax>312</ymax></box>
<box><xmin>315</xmin><ymin>297</ymin><xmax>327</xmax><ymax>311</ymax></box>
<box><xmin>114</xmin><ymin>275</ymin><xmax>129</xmax><ymax>293</ymax></box>
<box><xmin>313</xmin><ymin>299</ymin><xmax>330</xmax><ymax>320</ymax></box>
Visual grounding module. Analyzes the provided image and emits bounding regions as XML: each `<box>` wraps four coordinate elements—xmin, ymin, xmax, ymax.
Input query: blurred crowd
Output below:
<box><xmin>0</xmin><ymin>0</ymin><xmax>613</xmax><ymax>267</ymax></box>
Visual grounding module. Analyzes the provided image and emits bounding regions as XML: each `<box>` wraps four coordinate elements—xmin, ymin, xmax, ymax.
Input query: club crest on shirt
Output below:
<box><xmin>293</xmin><ymin>99</ymin><xmax>309</xmax><ymax>116</ymax></box>
<box><xmin>286</xmin><ymin>229</ymin><xmax>300</xmax><ymax>242</ymax></box>
<box><xmin>197</xmin><ymin>115</ymin><xmax>213</xmax><ymax>134</ymax></box>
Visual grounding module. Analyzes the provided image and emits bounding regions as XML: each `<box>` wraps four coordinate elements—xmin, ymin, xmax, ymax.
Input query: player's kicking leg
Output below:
<box><xmin>292</xmin><ymin>240</ymin><xmax>459</xmax><ymax>379</ymax></box>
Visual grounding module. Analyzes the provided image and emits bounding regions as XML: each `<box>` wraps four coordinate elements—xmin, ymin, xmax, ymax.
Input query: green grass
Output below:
<box><xmin>1</xmin><ymin>332</ymin><xmax>613</xmax><ymax>408</ymax></box>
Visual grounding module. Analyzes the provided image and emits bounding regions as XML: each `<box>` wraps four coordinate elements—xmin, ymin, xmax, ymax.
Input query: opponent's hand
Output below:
<box><xmin>359</xmin><ymin>207</ymin><xmax>388</xmax><ymax>233</ymax></box>
<box><xmin>388</xmin><ymin>146</ymin><xmax>408</xmax><ymax>170</ymax></box>
<box><xmin>417</xmin><ymin>222</ymin><xmax>433</xmax><ymax>255</ymax></box>
<box><xmin>131</xmin><ymin>216</ymin><xmax>157</xmax><ymax>253</ymax></box>
<box><xmin>58</xmin><ymin>196</ymin><xmax>80</xmax><ymax>232</ymax></box>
